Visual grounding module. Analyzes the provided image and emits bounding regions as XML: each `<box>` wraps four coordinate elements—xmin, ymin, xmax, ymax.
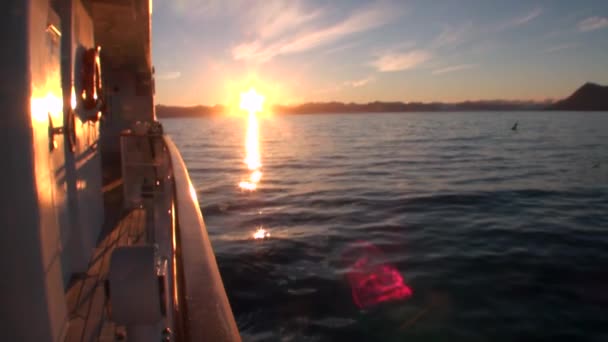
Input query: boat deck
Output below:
<box><xmin>64</xmin><ymin>184</ymin><xmax>145</xmax><ymax>342</ymax></box>
<box><xmin>61</xmin><ymin>134</ymin><xmax>241</xmax><ymax>341</ymax></box>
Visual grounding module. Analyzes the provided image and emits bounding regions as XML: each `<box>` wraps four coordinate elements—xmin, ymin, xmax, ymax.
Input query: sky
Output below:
<box><xmin>152</xmin><ymin>0</ymin><xmax>608</xmax><ymax>106</ymax></box>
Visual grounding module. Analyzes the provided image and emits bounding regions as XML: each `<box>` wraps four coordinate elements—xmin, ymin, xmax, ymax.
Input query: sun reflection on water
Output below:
<box><xmin>238</xmin><ymin>88</ymin><xmax>264</xmax><ymax>191</ymax></box>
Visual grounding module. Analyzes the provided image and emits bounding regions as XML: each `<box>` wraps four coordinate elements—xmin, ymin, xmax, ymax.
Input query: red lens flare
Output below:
<box><xmin>343</xmin><ymin>241</ymin><xmax>412</xmax><ymax>309</ymax></box>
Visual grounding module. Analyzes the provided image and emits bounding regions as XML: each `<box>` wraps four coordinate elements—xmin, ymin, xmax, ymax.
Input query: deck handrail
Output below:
<box><xmin>163</xmin><ymin>135</ymin><xmax>241</xmax><ymax>342</ymax></box>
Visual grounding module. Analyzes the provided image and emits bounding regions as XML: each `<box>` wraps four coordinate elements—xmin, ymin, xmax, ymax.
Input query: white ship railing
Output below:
<box><xmin>164</xmin><ymin>136</ymin><xmax>241</xmax><ymax>341</ymax></box>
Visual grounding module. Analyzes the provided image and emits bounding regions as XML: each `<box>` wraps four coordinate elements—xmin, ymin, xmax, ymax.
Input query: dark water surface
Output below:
<box><xmin>163</xmin><ymin>112</ymin><xmax>608</xmax><ymax>341</ymax></box>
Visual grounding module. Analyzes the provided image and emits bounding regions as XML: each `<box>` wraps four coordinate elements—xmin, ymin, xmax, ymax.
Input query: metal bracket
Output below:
<box><xmin>48</xmin><ymin>113</ymin><xmax>63</xmax><ymax>151</ymax></box>
<box><xmin>66</xmin><ymin>109</ymin><xmax>77</xmax><ymax>152</ymax></box>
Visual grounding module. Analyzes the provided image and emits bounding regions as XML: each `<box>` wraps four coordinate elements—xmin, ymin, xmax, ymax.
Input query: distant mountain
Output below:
<box><xmin>548</xmin><ymin>83</ymin><xmax>608</xmax><ymax>111</ymax></box>
<box><xmin>156</xmin><ymin>100</ymin><xmax>545</xmax><ymax>117</ymax></box>
<box><xmin>155</xmin><ymin>82</ymin><xmax>608</xmax><ymax>117</ymax></box>
<box><xmin>274</xmin><ymin>100</ymin><xmax>545</xmax><ymax>114</ymax></box>
<box><xmin>155</xmin><ymin>104</ymin><xmax>225</xmax><ymax>117</ymax></box>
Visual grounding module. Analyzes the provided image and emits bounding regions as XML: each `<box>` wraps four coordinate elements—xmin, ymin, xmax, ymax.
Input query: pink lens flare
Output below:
<box><xmin>343</xmin><ymin>241</ymin><xmax>413</xmax><ymax>309</ymax></box>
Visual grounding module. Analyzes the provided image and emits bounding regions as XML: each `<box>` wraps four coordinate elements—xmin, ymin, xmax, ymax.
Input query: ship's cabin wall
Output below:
<box><xmin>0</xmin><ymin>0</ymin><xmax>104</xmax><ymax>340</ymax></box>
<box><xmin>0</xmin><ymin>0</ymin><xmax>53</xmax><ymax>340</ymax></box>
<box><xmin>57</xmin><ymin>0</ymin><xmax>105</xmax><ymax>281</ymax></box>
<box><xmin>100</xmin><ymin>66</ymin><xmax>155</xmax><ymax>170</ymax></box>
<box><xmin>91</xmin><ymin>0</ymin><xmax>155</xmax><ymax>176</ymax></box>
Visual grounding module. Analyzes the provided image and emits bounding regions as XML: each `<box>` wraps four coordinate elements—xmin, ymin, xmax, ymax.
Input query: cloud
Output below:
<box><xmin>344</xmin><ymin>76</ymin><xmax>374</xmax><ymax>87</ymax></box>
<box><xmin>544</xmin><ymin>43</ymin><xmax>577</xmax><ymax>53</ymax></box>
<box><xmin>371</xmin><ymin>50</ymin><xmax>431</xmax><ymax>72</ymax></box>
<box><xmin>232</xmin><ymin>41</ymin><xmax>275</xmax><ymax>62</ymax></box>
<box><xmin>313</xmin><ymin>76</ymin><xmax>375</xmax><ymax>96</ymax></box>
<box><xmin>432</xmin><ymin>64</ymin><xmax>476</xmax><ymax>75</ymax></box>
<box><xmin>498</xmin><ymin>7</ymin><xmax>542</xmax><ymax>31</ymax></box>
<box><xmin>156</xmin><ymin>71</ymin><xmax>182</xmax><ymax>80</ymax></box>
<box><xmin>170</xmin><ymin>0</ymin><xmax>240</xmax><ymax>17</ymax></box>
<box><xmin>253</xmin><ymin>2</ymin><xmax>322</xmax><ymax>39</ymax></box>
<box><xmin>232</xmin><ymin>3</ymin><xmax>404</xmax><ymax>62</ymax></box>
<box><xmin>578</xmin><ymin>16</ymin><xmax>608</xmax><ymax>32</ymax></box>
<box><xmin>313</xmin><ymin>83</ymin><xmax>343</xmax><ymax>95</ymax></box>
<box><xmin>378</xmin><ymin>40</ymin><xmax>417</xmax><ymax>52</ymax></box>
<box><xmin>322</xmin><ymin>41</ymin><xmax>361</xmax><ymax>55</ymax></box>
<box><xmin>508</xmin><ymin>7</ymin><xmax>543</xmax><ymax>27</ymax></box>
<box><xmin>432</xmin><ymin>22</ymin><xmax>474</xmax><ymax>48</ymax></box>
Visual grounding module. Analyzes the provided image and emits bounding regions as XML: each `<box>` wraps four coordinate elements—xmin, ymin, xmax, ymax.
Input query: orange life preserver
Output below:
<box><xmin>81</xmin><ymin>46</ymin><xmax>103</xmax><ymax>117</ymax></box>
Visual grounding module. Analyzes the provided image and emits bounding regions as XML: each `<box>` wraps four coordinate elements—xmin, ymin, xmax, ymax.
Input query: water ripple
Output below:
<box><xmin>164</xmin><ymin>112</ymin><xmax>608</xmax><ymax>341</ymax></box>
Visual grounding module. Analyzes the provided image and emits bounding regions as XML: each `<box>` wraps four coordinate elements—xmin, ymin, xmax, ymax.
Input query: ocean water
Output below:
<box><xmin>163</xmin><ymin>112</ymin><xmax>608</xmax><ymax>341</ymax></box>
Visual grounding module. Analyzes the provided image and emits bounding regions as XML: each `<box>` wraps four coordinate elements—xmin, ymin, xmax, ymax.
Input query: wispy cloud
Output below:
<box><xmin>497</xmin><ymin>7</ymin><xmax>542</xmax><ymax>31</ymax></box>
<box><xmin>376</xmin><ymin>40</ymin><xmax>417</xmax><ymax>54</ymax></box>
<box><xmin>578</xmin><ymin>16</ymin><xmax>608</xmax><ymax>32</ymax></box>
<box><xmin>313</xmin><ymin>76</ymin><xmax>375</xmax><ymax>96</ymax></box>
<box><xmin>253</xmin><ymin>2</ymin><xmax>322</xmax><ymax>39</ymax></box>
<box><xmin>427</xmin><ymin>8</ymin><xmax>542</xmax><ymax>65</ymax></box>
<box><xmin>424</xmin><ymin>8</ymin><xmax>541</xmax><ymax>68</ymax></box>
<box><xmin>232</xmin><ymin>41</ymin><xmax>274</xmax><ymax>62</ymax></box>
<box><xmin>432</xmin><ymin>22</ymin><xmax>474</xmax><ymax>48</ymax></box>
<box><xmin>156</xmin><ymin>71</ymin><xmax>182</xmax><ymax>80</ymax></box>
<box><xmin>232</xmin><ymin>3</ymin><xmax>404</xmax><ymax>62</ymax></box>
<box><xmin>371</xmin><ymin>50</ymin><xmax>432</xmax><ymax>72</ymax></box>
<box><xmin>507</xmin><ymin>7</ymin><xmax>543</xmax><ymax>28</ymax></box>
<box><xmin>544</xmin><ymin>43</ymin><xmax>578</xmax><ymax>53</ymax></box>
<box><xmin>313</xmin><ymin>83</ymin><xmax>343</xmax><ymax>95</ymax></box>
<box><xmin>432</xmin><ymin>64</ymin><xmax>476</xmax><ymax>75</ymax></box>
<box><xmin>322</xmin><ymin>41</ymin><xmax>361</xmax><ymax>55</ymax></box>
<box><xmin>344</xmin><ymin>76</ymin><xmax>374</xmax><ymax>87</ymax></box>
<box><xmin>170</xmin><ymin>0</ymin><xmax>241</xmax><ymax>17</ymax></box>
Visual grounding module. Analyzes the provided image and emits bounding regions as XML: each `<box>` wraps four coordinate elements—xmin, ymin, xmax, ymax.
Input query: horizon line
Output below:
<box><xmin>156</xmin><ymin>97</ymin><xmax>558</xmax><ymax>108</ymax></box>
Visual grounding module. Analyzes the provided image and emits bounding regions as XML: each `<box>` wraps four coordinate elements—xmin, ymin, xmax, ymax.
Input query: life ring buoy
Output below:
<box><xmin>81</xmin><ymin>46</ymin><xmax>103</xmax><ymax>118</ymax></box>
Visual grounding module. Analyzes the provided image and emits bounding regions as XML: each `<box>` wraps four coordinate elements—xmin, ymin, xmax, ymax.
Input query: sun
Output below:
<box><xmin>239</xmin><ymin>88</ymin><xmax>265</xmax><ymax>114</ymax></box>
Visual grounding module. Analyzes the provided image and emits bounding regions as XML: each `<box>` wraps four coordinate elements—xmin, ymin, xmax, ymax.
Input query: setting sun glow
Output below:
<box><xmin>239</xmin><ymin>88</ymin><xmax>265</xmax><ymax>114</ymax></box>
<box><xmin>238</xmin><ymin>88</ymin><xmax>264</xmax><ymax>191</ymax></box>
<box><xmin>253</xmin><ymin>227</ymin><xmax>270</xmax><ymax>239</ymax></box>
